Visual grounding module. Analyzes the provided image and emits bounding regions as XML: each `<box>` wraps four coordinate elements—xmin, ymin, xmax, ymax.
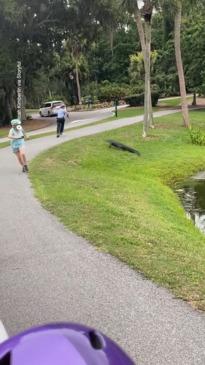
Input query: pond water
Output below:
<box><xmin>176</xmin><ymin>172</ymin><xmax>205</xmax><ymax>234</ymax></box>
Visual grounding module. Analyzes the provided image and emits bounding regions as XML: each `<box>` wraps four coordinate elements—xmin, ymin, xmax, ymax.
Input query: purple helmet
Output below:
<box><xmin>0</xmin><ymin>323</ymin><xmax>135</xmax><ymax>364</ymax></box>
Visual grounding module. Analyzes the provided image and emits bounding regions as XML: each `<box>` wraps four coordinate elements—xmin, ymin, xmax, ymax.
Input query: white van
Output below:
<box><xmin>39</xmin><ymin>100</ymin><xmax>66</xmax><ymax>117</ymax></box>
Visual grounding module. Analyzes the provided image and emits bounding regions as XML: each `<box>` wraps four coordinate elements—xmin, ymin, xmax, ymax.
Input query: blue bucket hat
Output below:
<box><xmin>11</xmin><ymin>119</ymin><xmax>21</xmax><ymax>126</ymax></box>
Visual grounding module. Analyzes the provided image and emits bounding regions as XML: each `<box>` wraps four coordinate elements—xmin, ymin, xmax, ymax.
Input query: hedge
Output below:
<box><xmin>124</xmin><ymin>92</ymin><xmax>159</xmax><ymax>107</ymax></box>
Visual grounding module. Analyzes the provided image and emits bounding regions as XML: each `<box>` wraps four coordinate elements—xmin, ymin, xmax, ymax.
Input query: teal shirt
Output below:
<box><xmin>8</xmin><ymin>127</ymin><xmax>25</xmax><ymax>149</ymax></box>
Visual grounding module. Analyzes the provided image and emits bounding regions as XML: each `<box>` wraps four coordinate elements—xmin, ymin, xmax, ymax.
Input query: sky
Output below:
<box><xmin>138</xmin><ymin>0</ymin><xmax>144</xmax><ymax>8</ymax></box>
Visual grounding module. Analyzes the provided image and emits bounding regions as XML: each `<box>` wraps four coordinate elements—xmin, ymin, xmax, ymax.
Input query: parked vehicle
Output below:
<box><xmin>39</xmin><ymin>100</ymin><xmax>66</xmax><ymax>117</ymax></box>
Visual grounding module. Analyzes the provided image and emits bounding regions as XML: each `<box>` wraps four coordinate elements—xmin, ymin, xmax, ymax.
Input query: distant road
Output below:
<box><xmin>31</xmin><ymin>105</ymin><xmax>128</xmax><ymax>124</ymax></box>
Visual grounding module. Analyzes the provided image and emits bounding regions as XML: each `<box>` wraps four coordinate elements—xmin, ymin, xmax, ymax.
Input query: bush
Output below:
<box><xmin>152</xmin><ymin>91</ymin><xmax>159</xmax><ymax>106</ymax></box>
<box><xmin>124</xmin><ymin>92</ymin><xmax>159</xmax><ymax>107</ymax></box>
<box><xmin>129</xmin><ymin>83</ymin><xmax>144</xmax><ymax>95</ymax></box>
<box><xmin>190</xmin><ymin>127</ymin><xmax>205</xmax><ymax>146</ymax></box>
<box><xmin>124</xmin><ymin>93</ymin><xmax>144</xmax><ymax>106</ymax></box>
<box><xmin>81</xmin><ymin>95</ymin><xmax>93</xmax><ymax>105</ymax></box>
<box><xmin>198</xmin><ymin>84</ymin><xmax>205</xmax><ymax>96</ymax></box>
<box><xmin>98</xmin><ymin>82</ymin><xmax>130</xmax><ymax>102</ymax></box>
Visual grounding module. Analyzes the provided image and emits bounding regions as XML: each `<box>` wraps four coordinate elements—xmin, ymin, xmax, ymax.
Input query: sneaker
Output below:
<box><xmin>24</xmin><ymin>165</ymin><xmax>29</xmax><ymax>172</ymax></box>
<box><xmin>57</xmin><ymin>135</ymin><xmax>60</xmax><ymax>138</ymax></box>
<box><xmin>22</xmin><ymin>166</ymin><xmax>26</xmax><ymax>173</ymax></box>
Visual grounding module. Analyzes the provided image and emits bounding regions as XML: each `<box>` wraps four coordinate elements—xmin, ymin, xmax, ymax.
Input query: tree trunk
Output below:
<box><xmin>174</xmin><ymin>2</ymin><xmax>190</xmax><ymax>128</ymax></box>
<box><xmin>0</xmin><ymin>83</ymin><xmax>16</xmax><ymax>126</ymax></box>
<box><xmin>5</xmin><ymin>88</ymin><xmax>13</xmax><ymax>122</ymax></box>
<box><xmin>110</xmin><ymin>28</ymin><xmax>114</xmax><ymax>57</ymax></box>
<box><xmin>21</xmin><ymin>69</ymin><xmax>26</xmax><ymax>122</ymax></box>
<box><xmin>48</xmin><ymin>89</ymin><xmax>52</xmax><ymax>99</ymax></box>
<box><xmin>75</xmin><ymin>62</ymin><xmax>82</xmax><ymax>105</ymax></box>
<box><xmin>143</xmin><ymin>21</ymin><xmax>150</xmax><ymax>137</ymax></box>
<box><xmin>149</xmin><ymin>82</ymin><xmax>154</xmax><ymax>128</ymax></box>
<box><xmin>192</xmin><ymin>90</ymin><xmax>197</xmax><ymax>106</ymax></box>
<box><xmin>147</xmin><ymin>20</ymin><xmax>154</xmax><ymax>129</ymax></box>
<box><xmin>134</xmin><ymin>7</ymin><xmax>146</xmax><ymax>55</ymax></box>
<box><xmin>143</xmin><ymin>17</ymin><xmax>153</xmax><ymax>136</ymax></box>
<box><xmin>134</xmin><ymin>3</ymin><xmax>153</xmax><ymax>137</ymax></box>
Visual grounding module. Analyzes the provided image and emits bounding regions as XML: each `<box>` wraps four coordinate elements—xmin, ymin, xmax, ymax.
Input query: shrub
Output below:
<box><xmin>124</xmin><ymin>92</ymin><xmax>159</xmax><ymax>107</ymax></box>
<box><xmin>189</xmin><ymin>127</ymin><xmax>205</xmax><ymax>146</ymax></box>
<box><xmin>98</xmin><ymin>82</ymin><xmax>130</xmax><ymax>102</ymax></box>
<box><xmin>129</xmin><ymin>83</ymin><xmax>144</xmax><ymax>95</ymax></box>
<box><xmin>82</xmin><ymin>95</ymin><xmax>93</xmax><ymax>105</ymax></box>
<box><xmin>198</xmin><ymin>84</ymin><xmax>205</xmax><ymax>97</ymax></box>
<box><xmin>152</xmin><ymin>91</ymin><xmax>159</xmax><ymax>106</ymax></box>
<box><xmin>124</xmin><ymin>93</ymin><xmax>144</xmax><ymax>106</ymax></box>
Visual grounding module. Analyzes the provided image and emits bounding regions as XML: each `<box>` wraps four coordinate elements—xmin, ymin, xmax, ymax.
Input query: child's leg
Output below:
<box><xmin>15</xmin><ymin>151</ymin><xmax>24</xmax><ymax>166</ymax></box>
<box><xmin>13</xmin><ymin>146</ymin><xmax>28</xmax><ymax>172</ymax></box>
<box><xmin>20</xmin><ymin>149</ymin><xmax>27</xmax><ymax>166</ymax></box>
<box><xmin>19</xmin><ymin>148</ymin><xmax>28</xmax><ymax>172</ymax></box>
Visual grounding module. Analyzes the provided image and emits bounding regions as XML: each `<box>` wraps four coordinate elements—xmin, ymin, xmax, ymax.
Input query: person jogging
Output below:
<box><xmin>56</xmin><ymin>105</ymin><xmax>67</xmax><ymax>137</ymax></box>
<box><xmin>8</xmin><ymin>119</ymin><xmax>29</xmax><ymax>173</ymax></box>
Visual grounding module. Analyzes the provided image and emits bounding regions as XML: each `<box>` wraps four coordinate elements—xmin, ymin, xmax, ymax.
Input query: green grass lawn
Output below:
<box><xmin>30</xmin><ymin>109</ymin><xmax>205</xmax><ymax>310</ymax></box>
<box><xmin>26</xmin><ymin>109</ymin><xmax>39</xmax><ymax>114</ymax></box>
<box><xmin>158</xmin><ymin>96</ymin><xmax>192</xmax><ymax>107</ymax></box>
<box><xmin>107</xmin><ymin>106</ymin><xmax>146</xmax><ymax>119</ymax></box>
<box><xmin>0</xmin><ymin>142</ymin><xmax>9</xmax><ymax>149</ymax></box>
<box><xmin>0</xmin><ymin>129</ymin><xmax>8</xmax><ymax>138</ymax></box>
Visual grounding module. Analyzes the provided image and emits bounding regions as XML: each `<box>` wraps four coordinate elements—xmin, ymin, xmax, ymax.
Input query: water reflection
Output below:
<box><xmin>176</xmin><ymin>179</ymin><xmax>205</xmax><ymax>234</ymax></box>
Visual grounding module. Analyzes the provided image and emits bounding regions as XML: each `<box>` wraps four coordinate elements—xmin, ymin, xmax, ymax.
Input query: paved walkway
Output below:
<box><xmin>1</xmin><ymin>110</ymin><xmax>205</xmax><ymax>364</ymax></box>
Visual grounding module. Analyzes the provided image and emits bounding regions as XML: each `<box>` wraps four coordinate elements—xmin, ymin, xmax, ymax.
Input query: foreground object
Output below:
<box><xmin>0</xmin><ymin>323</ymin><xmax>135</xmax><ymax>364</ymax></box>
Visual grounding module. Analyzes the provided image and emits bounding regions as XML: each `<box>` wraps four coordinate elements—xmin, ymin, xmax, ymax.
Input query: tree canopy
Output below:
<box><xmin>1</xmin><ymin>0</ymin><xmax>205</xmax><ymax>125</ymax></box>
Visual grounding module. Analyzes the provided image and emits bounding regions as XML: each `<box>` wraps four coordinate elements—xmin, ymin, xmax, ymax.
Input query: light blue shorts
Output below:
<box><xmin>11</xmin><ymin>139</ymin><xmax>25</xmax><ymax>153</ymax></box>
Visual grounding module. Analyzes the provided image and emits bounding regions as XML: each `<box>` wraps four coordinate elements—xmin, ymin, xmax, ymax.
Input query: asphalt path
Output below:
<box><xmin>1</xmin><ymin>110</ymin><xmax>205</xmax><ymax>364</ymax></box>
<box><xmin>33</xmin><ymin>106</ymin><xmax>117</xmax><ymax>121</ymax></box>
<box><xmin>30</xmin><ymin>105</ymin><xmax>124</xmax><ymax>132</ymax></box>
<box><xmin>0</xmin><ymin>106</ymin><xmax>125</xmax><ymax>143</ymax></box>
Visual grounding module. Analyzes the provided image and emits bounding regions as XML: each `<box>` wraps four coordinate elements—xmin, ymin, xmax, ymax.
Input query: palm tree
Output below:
<box><xmin>65</xmin><ymin>37</ymin><xmax>88</xmax><ymax>105</ymax></box>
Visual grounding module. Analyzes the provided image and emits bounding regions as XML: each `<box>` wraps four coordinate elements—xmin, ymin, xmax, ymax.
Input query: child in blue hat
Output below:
<box><xmin>8</xmin><ymin>119</ymin><xmax>29</xmax><ymax>172</ymax></box>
